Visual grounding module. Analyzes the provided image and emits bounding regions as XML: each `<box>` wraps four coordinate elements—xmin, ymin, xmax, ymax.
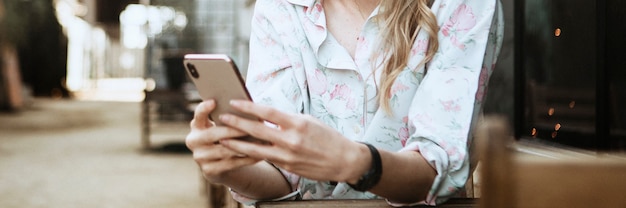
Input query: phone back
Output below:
<box><xmin>183</xmin><ymin>54</ymin><xmax>255</xmax><ymax>125</ymax></box>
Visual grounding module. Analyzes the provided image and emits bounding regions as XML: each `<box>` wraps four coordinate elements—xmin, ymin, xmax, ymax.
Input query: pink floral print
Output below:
<box><xmin>390</xmin><ymin>82</ymin><xmax>410</xmax><ymax>98</ymax></box>
<box><xmin>330</xmin><ymin>84</ymin><xmax>351</xmax><ymax>100</ymax></box>
<box><xmin>441</xmin><ymin>4</ymin><xmax>477</xmax><ymax>50</ymax></box>
<box><xmin>399</xmin><ymin>127</ymin><xmax>410</xmax><ymax>146</ymax></box>
<box><xmin>476</xmin><ymin>66</ymin><xmax>489</xmax><ymax>101</ymax></box>
<box><xmin>442</xmin><ymin>4</ymin><xmax>477</xmax><ymax>36</ymax></box>
<box><xmin>238</xmin><ymin>0</ymin><xmax>504</xmax><ymax>206</ymax></box>
<box><xmin>308</xmin><ymin>69</ymin><xmax>327</xmax><ymax>95</ymax></box>
<box><xmin>411</xmin><ymin>39</ymin><xmax>429</xmax><ymax>56</ymax></box>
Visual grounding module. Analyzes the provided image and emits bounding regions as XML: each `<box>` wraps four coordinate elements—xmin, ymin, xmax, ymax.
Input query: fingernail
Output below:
<box><xmin>220</xmin><ymin>114</ymin><xmax>231</xmax><ymax>122</ymax></box>
<box><xmin>230</xmin><ymin>100</ymin><xmax>242</xmax><ymax>107</ymax></box>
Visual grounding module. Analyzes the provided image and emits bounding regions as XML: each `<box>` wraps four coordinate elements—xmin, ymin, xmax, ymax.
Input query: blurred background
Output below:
<box><xmin>0</xmin><ymin>0</ymin><xmax>624</xmax><ymax>207</ymax></box>
<box><xmin>0</xmin><ymin>0</ymin><xmax>255</xmax><ymax>103</ymax></box>
<box><xmin>1</xmin><ymin>0</ymin><xmax>254</xmax><ymax>207</ymax></box>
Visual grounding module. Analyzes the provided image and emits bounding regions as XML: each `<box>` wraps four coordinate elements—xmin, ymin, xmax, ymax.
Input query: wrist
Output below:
<box><xmin>343</xmin><ymin>142</ymin><xmax>372</xmax><ymax>184</ymax></box>
<box><xmin>346</xmin><ymin>142</ymin><xmax>383</xmax><ymax>192</ymax></box>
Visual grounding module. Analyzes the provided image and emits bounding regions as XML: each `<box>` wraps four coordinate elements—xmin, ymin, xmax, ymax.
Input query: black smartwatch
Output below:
<box><xmin>348</xmin><ymin>142</ymin><xmax>383</xmax><ymax>192</ymax></box>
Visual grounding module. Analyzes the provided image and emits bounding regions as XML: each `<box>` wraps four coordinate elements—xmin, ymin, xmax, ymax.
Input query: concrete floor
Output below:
<box><xmin>0</xmin><ymin>99</ymin><xmax>207</xmax><ymax>208</ymax></box>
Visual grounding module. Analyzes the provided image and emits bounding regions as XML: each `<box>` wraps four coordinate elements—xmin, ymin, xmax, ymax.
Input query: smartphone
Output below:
<box><xmin>183</xmin><ymin>54</ymin><xmax>261</xmax><ymax>132</ymax></box>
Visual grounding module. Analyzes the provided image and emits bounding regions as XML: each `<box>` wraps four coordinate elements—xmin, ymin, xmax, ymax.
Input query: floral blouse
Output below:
<box><xmin>234</xmin><ymin>0</ymin><xmax>503</xmax><ymax>206</ymax></box>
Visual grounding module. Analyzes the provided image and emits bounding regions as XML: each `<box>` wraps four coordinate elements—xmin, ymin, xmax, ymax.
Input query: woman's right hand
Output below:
<box><xmin>186</xmin><ymin>100</ymin><xmax>261</xmax><ymax>182</ymax></box>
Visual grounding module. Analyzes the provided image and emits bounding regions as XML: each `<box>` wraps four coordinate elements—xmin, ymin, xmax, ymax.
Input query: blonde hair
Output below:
<box><xmin>376</xmin><ymin>0</ymin><xmax>439</xmax><ymax>113</ymax></box>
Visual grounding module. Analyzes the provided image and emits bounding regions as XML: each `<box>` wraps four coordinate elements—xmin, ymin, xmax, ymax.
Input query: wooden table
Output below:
<box><xmin>256</xmin><ymin>198</ymin><xmax>477</xmax><ymax>208</ymax></box>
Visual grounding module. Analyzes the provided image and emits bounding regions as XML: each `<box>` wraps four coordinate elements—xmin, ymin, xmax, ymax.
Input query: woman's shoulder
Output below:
<box><xmin>252</xmin><ymin>0</ymin><xmax>305</xmax><ymax>19</ymax></box>
<box><xmin>432</xmin><ymin>0</ymin><xmax>498</xmax><ymax>19</ymax></box>
<box><xmin>253</xmin><ymin>0</ymin><xmax>311</xmax><ymax>10</ymax></box>
<box><xmin>436</xmin><ymin>0</ymin><xmax>497</xmax><ymax>4</ymax></box>
<box><xmin>433</xmin><ymin>0</ymin><xmax>498</xmax><ymax>10</ymax></box>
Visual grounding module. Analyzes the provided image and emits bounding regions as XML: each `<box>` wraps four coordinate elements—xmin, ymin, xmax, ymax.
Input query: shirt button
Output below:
<box><xmin>353</xmin><ymin>125</ymin><xmax>361</xmax><ymax>134</ymax></box>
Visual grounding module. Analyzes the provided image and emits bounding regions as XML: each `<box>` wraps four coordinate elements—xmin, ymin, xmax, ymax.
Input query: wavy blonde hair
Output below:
<box><xmin>376</xmin><ymin>0</ymin><xmax>439</xmax><ymax>113</ymax></box>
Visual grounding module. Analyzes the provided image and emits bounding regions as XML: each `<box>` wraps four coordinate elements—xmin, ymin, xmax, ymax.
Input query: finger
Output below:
<box><xmin>221</xmin><ymin>138</ymin><xmax>288</xmax><ymax>163</ymax></box>
<box><xmin>199</xmin><ymin>157</ymin><xmax>261</xmax><ymax>178</ymax></box>
<box><xmin>186</xmin><ymin>126</ymin><xmax>249</xmax><ymax>148</ymax></box>
<box><xmin>229</xmin><ymin>100</ymin><xmax>297</xmax><ymax>129</ymax></box>
<box><xmin>219</xmin><ymin>113</ymin><xmax>281</xmax><ymax>144</ymax></box>
<box><xmin>192</xmin><ymin>145</ymin><xmax>252</xmax><ymax>163</ymax></box>
<box><xmin>191</xmin><ymin>100</ymin><xmax>216</xmax><ymax>129</ymax></box>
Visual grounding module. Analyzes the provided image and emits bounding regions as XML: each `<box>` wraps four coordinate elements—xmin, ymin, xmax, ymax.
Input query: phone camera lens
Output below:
<box><xmin>187</xmin><ymin>63</ymin><xmax>200</xmax><ymax>78</ymax></box>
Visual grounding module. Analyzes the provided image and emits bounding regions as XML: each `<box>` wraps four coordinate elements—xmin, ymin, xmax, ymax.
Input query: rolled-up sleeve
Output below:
<box><xmin>398</xmin><ymin>0</ymin><xmax>503</xmax><ymax>205</ymax></box>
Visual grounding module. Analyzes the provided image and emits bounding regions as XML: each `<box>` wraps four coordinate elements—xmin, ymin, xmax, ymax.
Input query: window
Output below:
<box><xmin>515</xmin><ymin>0</ymin><xmax>626</xmax><ymax>151</ymax></box>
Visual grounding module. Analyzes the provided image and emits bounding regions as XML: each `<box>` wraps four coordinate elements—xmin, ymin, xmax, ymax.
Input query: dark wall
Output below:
<box><xmin>11</xmin><ymin>0</ymin><xmax>68</xmax><ymax>97</ymax></box>
<box><xmin>96</xmin><ymin>0</ymin><xmax>139</xmax><ymax>25</ymax></box>
<box><xmin>606</xmin><ymin>0</ymin><xmax>626</xmax><ymax>149</ymax></box>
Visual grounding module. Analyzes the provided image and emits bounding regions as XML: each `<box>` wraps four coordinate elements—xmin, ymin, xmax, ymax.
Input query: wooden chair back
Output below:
<box><xmin>475</xmin><ymin>116</ymin><xmax>626</xmax><ymax>208</ymax></box>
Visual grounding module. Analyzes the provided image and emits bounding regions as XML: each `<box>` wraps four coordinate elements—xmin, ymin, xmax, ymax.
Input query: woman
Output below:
<box><xmin>186</xmin><ymin>0</ymin><xmax>503</xmax><ymax>206</ymax></box>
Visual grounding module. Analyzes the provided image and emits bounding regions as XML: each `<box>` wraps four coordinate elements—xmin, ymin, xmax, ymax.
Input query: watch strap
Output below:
<box><xmin>348</xmin><ymin>142</ymin><xmax>383</xmax><ymax>192</ymax></box>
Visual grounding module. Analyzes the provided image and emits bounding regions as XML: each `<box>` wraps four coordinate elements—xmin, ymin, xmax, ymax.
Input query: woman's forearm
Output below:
<box><xmin>211</xmin><ymin>161</ymin><xmax>293</xmax><ymax>200</ymax></box>
<box><xmin>362</xmin><ymin>149</ymin><xmax>437</xmax><ymax>203</ymax></box>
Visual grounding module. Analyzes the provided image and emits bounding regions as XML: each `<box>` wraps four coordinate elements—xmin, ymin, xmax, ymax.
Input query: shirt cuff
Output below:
<box><xmin>229</xmin><ymin>188</ymin><xmax>301</xmax><ymax>206</ymax></box>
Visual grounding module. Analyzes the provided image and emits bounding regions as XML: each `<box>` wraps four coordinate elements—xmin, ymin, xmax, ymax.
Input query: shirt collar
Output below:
<box><xmin>287</xmin><ymin>0</ymin><xmax>322</xmax><ymax>24</ymax></box>
<box><xmin>286</xmin><ymin>0</ymin><xmax>316</xmax><ymax>8</ymax></box>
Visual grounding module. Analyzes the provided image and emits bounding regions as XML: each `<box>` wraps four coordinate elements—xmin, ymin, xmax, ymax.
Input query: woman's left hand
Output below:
<box><xmin>217</xmin><ymin>100</ymin><xmax>370</xmax><ymax>183</ymax></box>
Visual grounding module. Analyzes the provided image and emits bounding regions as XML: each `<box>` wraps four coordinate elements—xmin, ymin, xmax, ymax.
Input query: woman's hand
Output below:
<box><xmin>185</xmin><ymin>100</ymin><xmax>261</xmax><ymax>182</ymax></box>
<box><xmin>218</xmin><ymin>100</ymin><xmax>371</xmax><ymax>183</ymax></box>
